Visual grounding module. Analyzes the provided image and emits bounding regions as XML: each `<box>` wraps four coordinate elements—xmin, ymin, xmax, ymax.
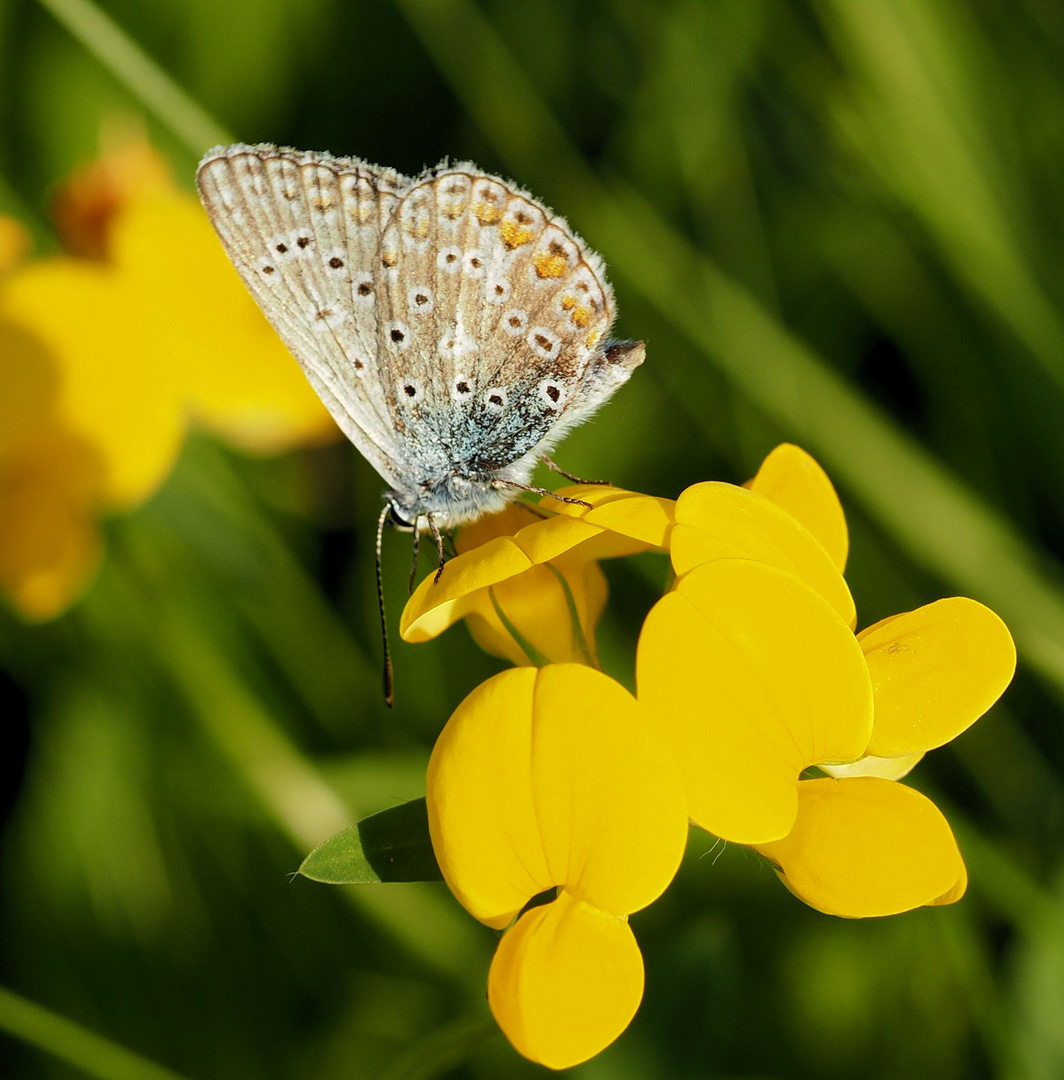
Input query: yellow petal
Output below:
<box><xmin>401</xmin><ymin>536</ymin><xmax>533</xmax><ymax>643</ymax></box>
<box><xmin>0</xmin><ymin>216</ymin><xmax>30</xmax><ymax>274</ymax></box>
<box><xmin>112</xmin><ymin>194</ymin><xmax>336</xmax><ymax>454</ymax></box>
<box><xmin>539</xmin><ymin>486</ymin><xmax>676</xmax><ymax>550</ymax></box>
<box><xmin>820</xmin><ymin>751</ymin><xmax>925</xmax><ymax>781</ymax></box>
<box><xmin>426</xmin><ymin>665</ymin><xmax>687</xmax><ymax>927</ymax></box>
<box><xmin>671</xmin><ymin>482</ymin><xmax>856</xmax><ymax>628</ymax></box>
<box><xmin>637</xmin><ymin>559</ymin><xmax>873</xmax><ymax>844</ymax></box>
<box><xmin>401</xmin><ymin>500</ymin><xmax>657</xmax><ymax>654</ymax></box>
<box><xmin>0</xmin><ymin>185</ymin><xmax>336</xmax><ymax>508</ymax></box>
<box><xmin>0</xmin><ymin>429</ymin><xmax>105</xmax><ymax>619</ymax></box>
<box><xmin>463</xmin><ymin>558</ymin><xmax>608</xmax><ymax>666</ymax></box>
<box><xmin>0</xmin><ymin>257</ymin><xmax>186</xmax><ymax>506</ymax></box>
<box><xmin>529</xmin><ymin>665</ymin><xmax>688</xmax><ymax>915</ymax></box>
<box><xmin>755</xmin><ymin>777</ymin><xmax>967</xmax><ymax>917</ymax></box>
<box><xmin>746</xmin><ymin>443</ymin><xmax>848</xmax><ymax>572</ymax></box>
<box><xmin>50</xmin><ymin>136</ymin><xmax>174</xmax><ymax>259</ymax></box>
<box><xmin>427</xmin><ymin>668</ymin><xmax>550</xmax><ymax>928</ymax></box>
<box><xmin>455</xmin><ymin>503</ymin><xmax>609</xmax><ymax>665</ymax></box>
<box><xmin>488</xmin><ymin>891</ymin><xmax>644</xmax><ymax>1070</ymax></box>
<box><xmin>860</xmin><ymin>597</ymin><xmax>1016</xmax><ymax>757</ymax></box>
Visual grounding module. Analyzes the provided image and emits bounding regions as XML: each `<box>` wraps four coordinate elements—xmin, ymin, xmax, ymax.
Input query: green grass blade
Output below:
<box><xmin>35</xmin><ymin>0</ymin><xmax>232</xmax><ymax>154</ymax></box>
<box><xmin>0</xmin><ymin>986</ymin><xmax>190</xmax><ymax>1080</ymax></box>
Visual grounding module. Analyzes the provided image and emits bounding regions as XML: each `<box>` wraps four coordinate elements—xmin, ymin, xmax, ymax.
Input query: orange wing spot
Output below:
<box><xmin>474</xmin><ymin>201</ymin><xmax>502</xmax><ymax>225</ymax></box>
<box><xmin>533</xmin><ymin>249</ymin><xmax>568</xmax><ymax>279</ymax></box>
<box><xmin>311</xmin><ymin>193</ymin><xmax>335</xmax><ymax>213</ymax></box>
<box><xmin>586</xmin><ymin>328</ymin><xmax>602</xmax><ymax>348</ymax></box>
<box><xmin>559</xmin><ymin>294</ymin><xmax>577</xmax><ymax>311</ymax></box>
<box><xmin>381</xmin><ymin>249</ymin><xmax>399</xmax><ymax>267</ymax></box>
<box><xmin>500</xmin><ymin>219</ymin><xmax>535</xmax><ymax>248</ymax></box>
<box><xmin>570</xmin><ymin>305</ymin><xmax>592</xmax><ymax>328</ymax></box>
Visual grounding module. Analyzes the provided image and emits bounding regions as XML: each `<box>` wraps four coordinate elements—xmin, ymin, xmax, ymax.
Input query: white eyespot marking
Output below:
<box><xmin>407</xmin><ymin>285</ymin><xmax>434</xmax><ymax>314</ymax></box>
<box><xmin>538</xmin><ymin>378</ymin><xmax>566</xmax><ymax>410</ymax></box>
<box><xmin>486</xmin><ymin>276</ymin><xmax>512</xmax><ymax>305</ymax></box>
<box><xmin>484</xmin><ymin>388</ymin><xmax>508</xmax><ymax>413</ymax></box>
<box><xmin>462</xmin><ymin>250</ymin><xmax>486</xmax><ymax>277</ymax></box>
<box><xmin>353</xmin><ymin>272</ymin><xmax>375</xmax><ymax>305</ymax></box>
<box><xmin>399</xmin><ymin>378</ymin><xmax>423</xmax><ymax>403</ymax></box>
<box><xmin>269</xmin><ymin>234</ymin><xmax>297</xmax><ymax>262</ymax></box>
<box><xmin>502</xmin><ymin>309</ymin><xmax>527</xmax><ymax>336</ymax></box>
<box><xmin>385</xmin><ymin>321</ymin><xmax>412</xmax><ymax>351</ymax></box>
<box><xmin>323</xmin><ymin>248</ymin><xmax>347</xmax><ymax>275</ymax></box>
<box><xmin>528</xmin><ymin>326</ymin><xmax>561</xmax><ymax>360</ymax></box>
<box><xmin>437</xmin><ymin>245</ymin><xmax>463</xmax><ymax>273</ymax></box>
<box><xmin>452</xmin><ymin>374</ymin><xmax>474</xmax><ymax>401</ymax></box>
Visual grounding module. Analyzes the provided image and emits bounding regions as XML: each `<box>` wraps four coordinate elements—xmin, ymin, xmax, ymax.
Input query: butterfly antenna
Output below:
<box><xmin>376</xmin><ymin>502</ymin><xmax>394</xmax><ymax>708</ymax></box>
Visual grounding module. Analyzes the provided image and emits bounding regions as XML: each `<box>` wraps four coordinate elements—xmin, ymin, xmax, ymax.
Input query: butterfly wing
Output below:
<box><xmin>379</xmin><ymin>165</ymin><xmax>640</xmax><ymax>476</ymax></box>
<box><xmin>196</xmin><ymin>143</ymin><xmax>411</xmax><ymax>488</ymax></box>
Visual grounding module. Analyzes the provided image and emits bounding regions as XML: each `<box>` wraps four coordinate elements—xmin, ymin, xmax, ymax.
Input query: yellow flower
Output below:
<box><xmin>427</xmin><ymin>664</ymin><xmax>688</xmax><ymax>1068</ymax></box>
<box><xmin>642</xmin><ymin>442</ymin><xmax>1016</xmax><ymax>916</ymax></box>
<box><xmin>637</xmin><ymin>555</ymin><xmax>874</xmax><ymax>844</ymax></box>
<box><xmin>401</xmin><ymin>486</ymin><xmax>674</xmax><ymax>665</ymax></box>
<box><xmin>0</xmin><ymin>138</ymin><xmax>337</xmax><ymax>618</ymax></box>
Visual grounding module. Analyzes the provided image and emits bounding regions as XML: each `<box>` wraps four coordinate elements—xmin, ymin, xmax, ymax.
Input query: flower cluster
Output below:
<box><xmin>402</xmin><ymin>443</ymin><xmax>1015</xmax><ymax>1068</ymax></box>
<box><xmin>0</xmin><ymin>137</ymin><xmax>337</xmax><ymax>618</ymax></box>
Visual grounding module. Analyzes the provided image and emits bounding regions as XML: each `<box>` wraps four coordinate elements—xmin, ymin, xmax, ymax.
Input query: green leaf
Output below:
<box><xmin>298</xmin><ymin>798</ymin><xmax>443</xmax><ymax>884</ymax></box>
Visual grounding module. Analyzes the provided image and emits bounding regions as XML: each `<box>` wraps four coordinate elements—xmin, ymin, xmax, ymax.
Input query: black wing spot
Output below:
<box><xmin>489</xmin><ymin>393</ymin><xmax>504</xmax><ymax>406</ymax></box>
<box><xmin>546</xmin><ymin>384</ymin><xmax>561</xmax><ymax>402</ymax></box>
<box><xmin>275</xmin><ymin>242</ymin><xmax>288</xmax><ymax>253</ymax></box>
<box><xmin>358</xmin><ymin>281</ymin><xmax>372</xmax><ymax>296</ymax></box>
<box><xmin>403</xmin><ymin>383</ymin><xmax>417</xmax><ymax>397</ymax></box>
<box><xmin>456</xmin><ymin>381</ymin><xmax>470</xmax><ymax>394</ymax></box>
<box><xmin>329</xmin><ymin>256</ymin><xmax>344</xmax><ymax>268</ymax></box>
<box><xmin>297</xmin><ymin>236</ymin><xmax>311</xmax><ymax>249</ymax></box>
<box><xmin>391</xmin><ymin>328</ymin><xmax>405</xmax><ymax>343</ymax></box>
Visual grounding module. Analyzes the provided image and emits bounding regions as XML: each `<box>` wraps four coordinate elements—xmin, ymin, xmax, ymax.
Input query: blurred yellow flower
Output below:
<box><xmin>427</xmin><ymin>664</ymin><xmax>688</xmax><ymax>1068</ymax></box>
<box><xmin>401</xmin><ymin>486</ymin><xmax>674</xmax><ymax>666</ymax></box>
<box><xmin>0</xmin><ymin>138</ymin><xmax>337</xmax><ymax>619</ymax></box>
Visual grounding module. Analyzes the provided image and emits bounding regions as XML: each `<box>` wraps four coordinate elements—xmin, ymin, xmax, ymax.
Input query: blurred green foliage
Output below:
<box><xmin>2</xmin><ymin>0</ymin><xmax>1064</xmax><ymax>1076</ymax></box>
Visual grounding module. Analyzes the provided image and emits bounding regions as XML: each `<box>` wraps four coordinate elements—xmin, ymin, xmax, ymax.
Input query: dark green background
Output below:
<box><xmin>2</xmin><ymin>0</ymin><xmax>1064</xmax><ymax>1077</ymax></box>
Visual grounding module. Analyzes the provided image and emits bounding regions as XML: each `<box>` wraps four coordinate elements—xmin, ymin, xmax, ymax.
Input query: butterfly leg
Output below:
<box><xmin>427</xmin><ymin>513</ymin><xmax>447</xmax><ymax>584</ymax></box>
<box><xmin>491</xmin><ymin>478</ymin><xmax>593</xmax><ymax>511</ymax></box>
<box><xmin>541</xmin><ymin>457</ymin><xmax>612</xmax><ymax>486</ymax></box>
<box><xmin>408</xmin><ymin>521</ymin><xmax>421</xmax><ymax>594</ymax></box>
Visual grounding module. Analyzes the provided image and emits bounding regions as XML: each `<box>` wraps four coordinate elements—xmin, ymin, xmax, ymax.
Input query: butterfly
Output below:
<box><xmin>196</xmin><ymin>144</ymin><xmax>644</xmax><ymax>699</ymax></box>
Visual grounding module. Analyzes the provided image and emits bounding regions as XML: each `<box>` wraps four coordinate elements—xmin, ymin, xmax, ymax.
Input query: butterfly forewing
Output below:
<box><xmin>196</xmin><ymin>145</ymin><xmax>408</xmax><ymax>486</ymax></box>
